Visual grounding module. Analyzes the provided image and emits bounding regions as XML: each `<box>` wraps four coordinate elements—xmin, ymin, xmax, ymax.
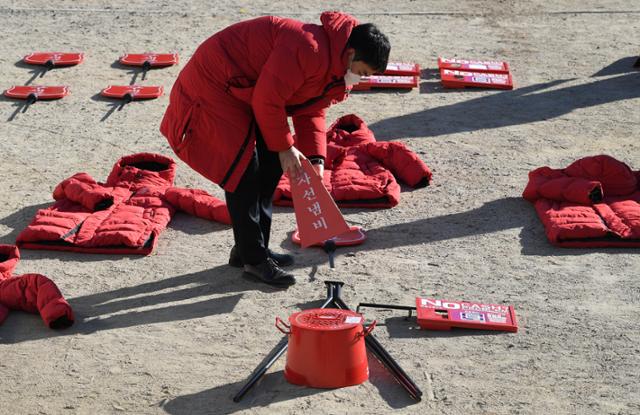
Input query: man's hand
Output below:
<box><xmin>278</xmin><ymin>146</ymin><xmax>305</xmax><ymax>177</ymax></box>
<box><xmin>312</xmin><ymin>163</ymin><xmax>324</xmax><ymax>178</ymax></box>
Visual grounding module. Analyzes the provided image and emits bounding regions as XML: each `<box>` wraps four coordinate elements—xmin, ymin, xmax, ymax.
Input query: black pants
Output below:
<box><xmin>224</xmin><ymin>129</ymin><xmax>283</xmax><ymax>265</ymax></box>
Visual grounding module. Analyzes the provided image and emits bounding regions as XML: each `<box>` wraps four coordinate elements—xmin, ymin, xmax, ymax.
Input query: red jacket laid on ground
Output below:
<box><xmin>0</xmin><ymin>244</ymin><xmax>74</xmax><ymax>329</ymax></box>
<box><xmin>523</xmin><ymin>155</ymin><xmax>640</xmax><ymax>247</ymax></box>
<box><xmin>273</xmin><ymin>114</ymin><xmax>432</xmax><ymax>208</ymax></box>
<box><xmin>17</xmin><ymin>153</ymin><xmax>231</xmax><ymax>255</ymax></box>
<box><xmin>160</xmin><ymin>12</ymin><xmax>357</xmax><ymax>191</ymax></box>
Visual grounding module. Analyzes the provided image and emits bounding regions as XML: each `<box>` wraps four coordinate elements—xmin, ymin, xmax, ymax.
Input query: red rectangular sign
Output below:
<box><xmin>119</xmin><ymin>53</ymin><xmax>179</xmax><ymax>67</ymax></box>
<box><xmin>23</xmin><ymin>52</ymin><xmax>84</xmax><ymax>67</ymax></box>
<box><xmin>440</xmin><ymin>69</ymin><xmax>513</xmax><ymax>90</ymax></box>
<box><xmin>416</xmin><ymin>297</ymin><xmax>518</xmax><ymax>332</ymax></box>
<box><xmin>290</xmin><ymin>159</ymin><xmax>350</xmax><ymax>248</ymax></box>
<box><xmin>383</xmin><ymin>62</ymin><xmax>420</xmax><ymax>76</ymax></box>
<box><xmin>352</xmin><ymin>75</ymin><xmax>418</xmax><ymax>91</ymax></box>
<box><xmin>4</xmin><ymin>85</ymin><xmax>69</xmax><ymax>100</ymax></box>
<box><xmin>100</xmin><ymin>85</ymin><xmax>164</xmax><ymax>100</ymax></box>
<box><xmin>438</xmin><ymin>57</ymin><xmax>509</xmax><ymax>74</ymax></box>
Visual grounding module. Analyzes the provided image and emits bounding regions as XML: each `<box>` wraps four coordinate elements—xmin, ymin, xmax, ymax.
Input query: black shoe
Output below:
<box><xmin>242</xmin><ymin>258</ymin><xmax>296</xmax><ymax>287</ymax></box>
<box><xmin>229</xmin><ymin>246</ymin><xmax>294</xmax><ymax>268</ymax></box>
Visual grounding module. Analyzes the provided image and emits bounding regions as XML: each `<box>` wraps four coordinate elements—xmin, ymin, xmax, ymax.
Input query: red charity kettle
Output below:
<box><xmin>276</xmin><ymin>308</ymin><xmax>376</xmax><ymax>388</ymax></box>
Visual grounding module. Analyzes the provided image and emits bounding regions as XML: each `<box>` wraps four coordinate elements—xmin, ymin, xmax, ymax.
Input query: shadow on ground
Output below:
<box><xmin>0</xmin><ymin>264</ymin><xmax>287</xmax><ymax>344</ymax></box>
<box><xmin>163</xmin><ymin>349</ymin><xmax>418</xmax><ymax>415</ymax></box>
<box><xmin>369</xmin><ymin>71</ymin><xmax>640</xmax><ymax>140</ymax></box>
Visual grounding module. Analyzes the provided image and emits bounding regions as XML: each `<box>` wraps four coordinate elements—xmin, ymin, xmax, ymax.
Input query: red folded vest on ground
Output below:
<box><xmin>523</xmin><ymin>155</ymin><xmax>640</xmax><ymax>247</ymax></box>
<box><xmin>17</xmin><ymin>153</ymin><xmax>231</xmax><ymax>255</ymax></box>
<box><xmin>0</xmin><ymin>244</ymin><xmax>74</xmax><ymax>329</ymax></box>
<box><xmin>273</xmin><ymin>114</ymin><xmax>432</xmax><ymax>208</ymax></box>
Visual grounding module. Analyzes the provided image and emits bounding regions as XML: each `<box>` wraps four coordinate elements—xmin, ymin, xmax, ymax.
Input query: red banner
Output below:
<box><xmin>290</xmin><ymin>159</ymin><xmax>350</xmax><ymax>248</ymax></box>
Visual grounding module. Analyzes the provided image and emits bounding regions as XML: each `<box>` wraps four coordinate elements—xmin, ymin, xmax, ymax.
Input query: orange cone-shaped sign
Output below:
<box><xmin>291</xmin><ymin>159</ymin><xmax>350</xmax><ymax>247</ymax></box>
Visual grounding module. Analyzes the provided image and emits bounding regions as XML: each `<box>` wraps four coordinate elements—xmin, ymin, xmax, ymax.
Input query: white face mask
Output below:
<box><xmin>344</xmin><ymin>69</ymin><xmax>362</xmax><ymax>87</ymax></box>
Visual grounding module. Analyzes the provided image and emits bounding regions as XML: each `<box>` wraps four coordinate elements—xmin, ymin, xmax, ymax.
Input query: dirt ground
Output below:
<box><xmin>0</xmin><ymin>1</ymin><xmax>639</xmax><ymax>414</ymax></box>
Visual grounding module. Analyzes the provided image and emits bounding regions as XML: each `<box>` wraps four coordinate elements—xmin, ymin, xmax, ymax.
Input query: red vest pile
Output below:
<box><xmin>523</xmin><ymin>155</ymin><xmax>640</xmax><ymax>247</ymax></box>
<box><xmin>0</xmin><ymin>245</ymin><xmax>74</xmax><ymax>329</ymax></box>
<box><xmin>274</xmin><ymin>114</ymin><xmax>432</xmax><ymax>208</ymax></box>
<box><xmin>17</xmin><ymin>153</ymin><xmax>230</xmax><ymax>255</ymax></box>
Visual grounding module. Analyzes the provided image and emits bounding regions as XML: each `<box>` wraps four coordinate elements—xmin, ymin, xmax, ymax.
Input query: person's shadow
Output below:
<box><xmin>0</xmin><ymin>263</ymin><xmax>285</xmax><ymax>344</ymax></box>
<box><xmin>369</xmin><ymin>69</ymin><xmax>640</xmax><ymax>140</ymax></box>
<box><xmin>591</xmin><ymin>56</ymin><xmax>640</xmax><ymax>77</ymax></box>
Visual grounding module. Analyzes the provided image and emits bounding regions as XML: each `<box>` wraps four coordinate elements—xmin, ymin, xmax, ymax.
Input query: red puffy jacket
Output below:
<box><xmin>274</xmin><ymin>114</ymin><xmax>432</xmax><ymax>208</ymax></box>
<box><xmin>523</xmin><ymin>155</ymin><xmax>640</xmax><ymax>247</ymax></box>
<box><xmin>0</xmin><ymin>244</ymin><xmax>74</xmax><ymax>329</ymax></box>
<box><xmin>160</xmin><ymin>12</ymin><xmax>357</xmax><ymax>191</ymax></box>
<box><xmin>17</xmin><ymin>153</ymin><xmax>231</xmax><ymax>255</ymax></box>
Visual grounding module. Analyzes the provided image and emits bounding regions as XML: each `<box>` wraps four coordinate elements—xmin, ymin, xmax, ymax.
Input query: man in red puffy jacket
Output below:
<box><xmin>160</xmin><ymin>12</ymin><xmax>390</xmax><ymax>287</ymax></box>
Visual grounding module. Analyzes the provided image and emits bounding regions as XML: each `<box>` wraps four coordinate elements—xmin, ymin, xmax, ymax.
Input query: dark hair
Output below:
<box><xmin>346</xmin><ymin>23</ymin><xmax>391</xmax><ymax>73</ymax></box>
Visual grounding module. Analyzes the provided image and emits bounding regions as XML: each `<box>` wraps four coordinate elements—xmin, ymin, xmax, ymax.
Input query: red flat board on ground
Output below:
<box><xmin>23</xmin><ymin>52</ymin><xmax>84</xmax><ymax>67</ymax></box>
<box><xmin>352</xmin><ymin>75</ymin><xmax>418</xmax><ymax>91</ymax></box>
<box><xmin>292</xmin><ymin>225</ymin><xmax>366</xmax><ymax>247</ymax></box>
<box><xmin>119</xmin><ymin>53</ymin><xmax>179</xmax><ymax>67</ymax></box>
<box><xmin>100</xmin><ymin>85</ymin><xmax>164</xmax><ymax>100</ymax></box>
<box><xmin>416</xmin><ymin>297</ymin><xmax>518</xmax><ymax>332</ymax></box>
<box><xmin>290</xmin><ymin>159</ymin><xmax>350</xmax><ymax>248</ymax></box>
<box><xmin>383</xmin><ymin>62</ymin><xmax>420</xmax><ymax>76</ymax></box>
<box><xmin>4</xmin><ymin>85</ymin><xmax>69</xmax><ymax>100</ymax></box>
<box><xmin>440</xmin><ymin>69</ymin><xmax>513</xmax><ymax>90</ymax></box>
<box><xmin>438</xmin><ymin>57</ymin><xmax>510</xmax><ymax>74</ymax></box>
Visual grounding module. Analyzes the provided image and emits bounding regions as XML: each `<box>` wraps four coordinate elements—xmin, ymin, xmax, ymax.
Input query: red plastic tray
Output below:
<box><xmin>23</xmin><ymin>52</ymin><xmax>84</xmax><ymax>67</ymax></box>
<box><xmin>438</xmin><ymin>57</ymin><xmax>509</xmax><ymax>74</ymax></box>
<box><xmin>352</xmin><ymin>75</ymin><xmax>418</xmax><ymax>91</ymax></box>
<box><xmin>4</xmin><ymin>85</ymin><xmax>69</xmax><ymax>100</ymax></box>
<box><xmin>440</xmin><ymin>69</ymin><xmax>513</xmax><ymax>90</ymax></box>
<box><xmin>100</xmin><ymin>85</ymin><xmax>164</xmax><ymax>100</ymax></box>
<box><xmin>119</xmin><ymin>53</ymin><xmax>179</xmax><ymax>67</ymax></box>
<box><xmin>416</xmin><ymin>297</ymin><xmax>518</xmax><ymax>332</ymax></box>
<box><xmin>383</xmin><ymin>62</ymin><xmax>420</xmax><ymax>76</ymax></box>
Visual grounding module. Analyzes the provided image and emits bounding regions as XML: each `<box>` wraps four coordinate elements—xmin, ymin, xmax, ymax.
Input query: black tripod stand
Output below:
<box><xmin>232</xmin><ymin>280</ymin><xmax>422</xmax><ymax>402</ymax></box>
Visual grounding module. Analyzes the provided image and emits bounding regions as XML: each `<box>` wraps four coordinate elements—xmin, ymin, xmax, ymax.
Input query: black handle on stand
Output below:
<box><xmin>323</xmin><ymin>240</ymin><xmax>337</xmax><ymax>268</ymax></box>
<box><xmin>40</xmin><ymin>60</ymin><xmax>54</xmax><ymax>78</ymax></box>
<box><xmin>356</xmin><ymin>302</ymin><xmax>416</xmax><ymax>319</ymax></box>
<box><xmin>22</xmin><ymin>93</ymin><xmax>37</xmax><ymax>113</ymax></box>
<box><xmin>141</xmin><ymin>61</ymin><xmax>151</xmax><ymax>80</ymax></box>
<box><xmin>118</xmin><ymin>93</ymin><xmax>133</xmax><ymax>111</ymax></box>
